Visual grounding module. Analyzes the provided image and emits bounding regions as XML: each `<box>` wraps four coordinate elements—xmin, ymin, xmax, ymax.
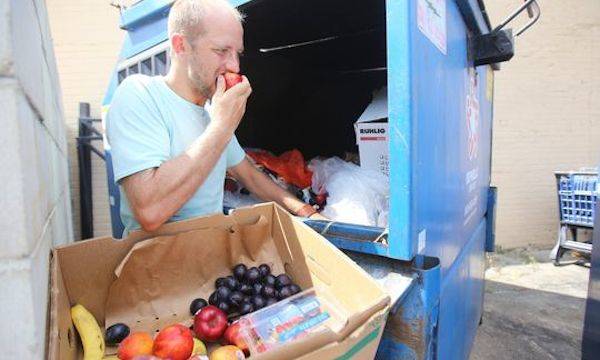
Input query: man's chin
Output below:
<box><xmin>195</xmin><ymin>83</ymin><xmax>214</xmax><ymax>100</ymax></box>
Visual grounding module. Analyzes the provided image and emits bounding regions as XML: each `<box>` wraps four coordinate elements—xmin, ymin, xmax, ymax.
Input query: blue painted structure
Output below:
<box><xmin>102</xmin><ymin>1</ymin><xmax>500</xmax><ymax>358</ymax></box>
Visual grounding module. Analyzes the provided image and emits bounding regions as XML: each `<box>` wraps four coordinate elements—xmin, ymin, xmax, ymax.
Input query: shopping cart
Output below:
<box><xmin>551</xmin><ymin>170</ymin><xmax>598</xmax><ymax>265</ymax></box>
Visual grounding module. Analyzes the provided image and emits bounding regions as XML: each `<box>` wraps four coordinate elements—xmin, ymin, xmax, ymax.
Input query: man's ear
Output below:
<box><xmin>171</xmin><ymin>33</ymin><xmax>187</xmax><ymax>56</ymax></box>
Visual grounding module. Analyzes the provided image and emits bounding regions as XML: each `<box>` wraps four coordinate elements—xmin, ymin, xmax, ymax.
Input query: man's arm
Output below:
<box><xmin>122</xmin><ymin>76</ymin><xmax>252</xmax><ymax>231</ymax></box>
<box><xmin>227</xmin><ymin>158</ymin><xmax>327</xmax><ymax>219</ymax></box>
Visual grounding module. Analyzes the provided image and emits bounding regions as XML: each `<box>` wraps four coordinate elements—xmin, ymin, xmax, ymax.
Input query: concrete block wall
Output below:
<box><xmin>487</xmin><ymin>1</ymin><xmax>600</xmax><ymax>248</ymax></box>
<box><xmin>46</xmin><ymin>0</ymin><xmax>124</xmax><ymax>240</ymax></box>
<box><xmin>0</xmin><ymin>0</ymin><xmax>73</xmax><ymax>357</ymax></box>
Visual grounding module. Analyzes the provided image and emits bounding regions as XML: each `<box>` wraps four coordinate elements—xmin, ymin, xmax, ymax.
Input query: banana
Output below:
<box><xmin>70</xmin><ymin>304</ymin><xmax>106</xmax><ymax>360</ymax></box>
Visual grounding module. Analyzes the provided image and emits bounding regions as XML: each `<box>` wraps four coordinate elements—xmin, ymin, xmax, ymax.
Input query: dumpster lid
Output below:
<box><xmin>356</xmin><ymin>86</ymin><xmax>387</xmax><ymax>123</ymax></box>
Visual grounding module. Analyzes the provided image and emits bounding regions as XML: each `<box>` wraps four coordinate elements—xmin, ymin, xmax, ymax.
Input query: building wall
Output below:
<box><xmin>0</xmin><ymin>0</ymin><xmax>73</xmax><ymax>357</ymax></box>
<box><xmin>46</xmin><ymin>0</ymin><xmax>124</xmax><ymax>240</ymax></box>
<box><xmin>486</xmin><ymin>1</ymin><xmax>600</xmax><ymax>248</ymax></box>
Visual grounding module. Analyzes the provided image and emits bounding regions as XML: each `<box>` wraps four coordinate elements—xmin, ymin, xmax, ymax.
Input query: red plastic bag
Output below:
<box><xmin>247</xmin><ymin>149</ymin><xmax>313</xmax><ymax>189</ymax></box>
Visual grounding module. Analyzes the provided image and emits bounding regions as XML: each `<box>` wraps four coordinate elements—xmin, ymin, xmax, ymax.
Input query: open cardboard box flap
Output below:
<box><xmin>48</xmin><ymin>203</ymin><xmax>389</xmax><ymax>359</ymax></box>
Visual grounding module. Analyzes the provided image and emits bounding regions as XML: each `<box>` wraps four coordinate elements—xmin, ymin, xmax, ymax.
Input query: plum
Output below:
<box><xmin>209</xmin><ymin>292</ymin><xmax>219</xmax><ymax>305</ymax></box>
<box><xmin>215</xmin><ymin>277</ymin><xmax>227</xmax><ymax>288</ymax></box>
<box><xmin>263</xmin><ymin>274</ymin><xmax>276</xmax><ymax>287</ymax></box>
<box><xmin>252</xmin><ymin>283</ymin><xmax>264</xmax><ymax>296</ymax></box>
<box><xmin>216</xmin><ymin>286</ymin><xmax>232</xmax><ymax>302</ymax></box>
<box><xmin>239</xmin><ymin>283</ymin><xmax>253</xmax><ymax>295</ymax></box>
<box><xmin>217</xmin><ymin>301</ymin><xmax>230</xmax><ymax>314</ymax></box>
<box><xmin>251</xmin><ymin>295</ymin><xmax>266</xmax><ymax>310</ymax></box>
<box><xmin>228</xmin><ymin>291</ymin><xmax>244</xmax><ymax>308</ymax></box>
<box><xmin>224</xmin><ymin>276</ymin><xmax>239</xmax><ymax>291</ymax></box>
<box><xmin>277</xmin><ymin>286</ymin><xmax>292</xmax><ymax>300</ymax></box>
<box><xmin>245</xmin><ymin>267</ymin><xmax>261</xmax><ymax>284</ymax></box>
<box><xmin>189</xmin><ymin>298</ymin><xmax>208</xmax><ymax>315</ymax></box>
<box><xmin>105</xmin><ymin>323</ymin><xmax>130</xmax><ymax>344</ymax></box>
<box><xmin>233</xmin><ymin>264</ymin><xmax>247</xmax><ymax>281</ymax></box>
<box><xmin>261</xmin><ymin>285</ymin><xmax>276</xmax><ymax>299</ymax></box>
<box><xmin>275</xmin><ymin>274</ymin><xmax>292</xmax><ymax>289</ymax></box>
<box><xmin>266</xmin><ymin>297</ymin><xmax>278</xmax><ymax>307</ymax></box>
<box><xmin>239</xmin><ymin>302</ymin><xmax>254</xmax><ymax>315</ymax></box>
<box><xmin>288</xmin><ymin>284</ymin><xmax>301</xmax><ymax>295</ymax></box>
<box><xmin>258</xmin><ymin>264</ymin><xmax>271</xmax><ymax>278</ymax></box>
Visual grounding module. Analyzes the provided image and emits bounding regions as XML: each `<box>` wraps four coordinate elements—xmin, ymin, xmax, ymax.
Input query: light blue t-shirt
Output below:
<box><xmin>105</xmin><ymin>74</ymin><xmax>246</xmax><ymax>236</ymax></box>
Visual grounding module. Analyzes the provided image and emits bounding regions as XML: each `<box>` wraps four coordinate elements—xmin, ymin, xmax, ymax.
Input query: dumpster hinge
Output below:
<box><xmin>473</xmin><ymin>0</ymin><xmax>541</xmax><ymax>67</ymax></box>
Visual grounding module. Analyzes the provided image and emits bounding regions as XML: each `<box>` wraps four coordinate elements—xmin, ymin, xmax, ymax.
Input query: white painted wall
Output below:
<box><xmin>487</xmin><ymin>1</ymin><xmax>600</xmax><ymax>248</ymax></box>
<box><xmin>0</xmin><ymin>0</ymin><xmax>73</xmax><ymax>357</ymax></box>
<box><xmin>46</xmin><ymin>0</ymin><xmax>124</xmax><ymax>240</ymax></box>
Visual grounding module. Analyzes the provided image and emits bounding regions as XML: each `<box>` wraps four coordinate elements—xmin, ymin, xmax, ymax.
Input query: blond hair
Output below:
<box><xmin>168</xmin><ymin>0</ymin><xmax>244</xmax><ymax>40</ymax></box>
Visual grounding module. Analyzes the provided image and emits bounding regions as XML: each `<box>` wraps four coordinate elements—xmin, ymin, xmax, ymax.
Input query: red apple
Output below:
<box><xmin>152</xmin><ymin>324</ymin><xmax>194</xmax><ymax>360</ymax></box>
<box><xmin>222</xmin><ymin>322</ymin><xmax>249</xmax><ymax>354</ymax></box>
<box><xmin>194</xmin><ymin>305</ymin><xmax>228</xmax><ymax>342</ymax></box>
<box><xmin>117</xmin><ymin>332</ymin><xmax>153</xmax><ymax>360</ymax></box>
<box><xmin>224</xmin><ymin>72</ymin><xmax>243</xmax><ymax>90</ymax></box>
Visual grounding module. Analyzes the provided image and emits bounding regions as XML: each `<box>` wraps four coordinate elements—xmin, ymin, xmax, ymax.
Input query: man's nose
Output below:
<box><xmin>225</xmin><ymin>52</ymin><xmax>240</xmax><ymax>73</ymax></box>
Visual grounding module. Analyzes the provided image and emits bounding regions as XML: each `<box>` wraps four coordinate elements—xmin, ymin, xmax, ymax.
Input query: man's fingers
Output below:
<box><xmin>215</xmin><ymin>75</ymin><xmax>225</xmax><ymax>96</ymax></box>
<box><xmin>241</xmin><ymin>75</ymin><xmax>252</xmax><ymax>97</ymax></box>
<box><xmin>226</xmin><ymin>76</ymin><xmax>252</xmax><ymax>97</ymax></box>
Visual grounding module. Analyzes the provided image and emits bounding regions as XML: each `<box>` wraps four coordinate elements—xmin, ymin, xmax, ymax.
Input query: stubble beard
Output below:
<box><xmin>187</xmin><ymin>52</ymin><xmax>214</xmax><ymax>100</ymax></box>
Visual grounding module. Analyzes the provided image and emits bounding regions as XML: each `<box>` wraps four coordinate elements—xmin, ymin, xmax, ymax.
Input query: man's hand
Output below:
<box><xmin>228</xmin><ymin>159</ymin><xmax>330</xmax><ymax>221</ymax></box>
<box><xmin>208</xmin><ymin>75</ymin><xmax>252</xmax><ymax>134</ymax></box>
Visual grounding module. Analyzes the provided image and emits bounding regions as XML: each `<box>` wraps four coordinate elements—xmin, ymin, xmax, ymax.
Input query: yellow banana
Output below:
<box><xmin>71</xmin><ymin>304</ymin><xmax>105</xmax><ymax>360</ymax></box>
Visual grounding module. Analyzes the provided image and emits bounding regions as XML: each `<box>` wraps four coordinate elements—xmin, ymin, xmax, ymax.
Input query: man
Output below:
<box><xmin>106</xmin><ymin>0</ymin><xmax>323</xmax><ymax>237</ymax></box>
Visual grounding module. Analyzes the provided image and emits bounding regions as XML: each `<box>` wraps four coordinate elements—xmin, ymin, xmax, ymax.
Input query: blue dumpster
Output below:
<box><xmin>101</xmin><ymin>0</ymin><xmax>538</xmax><ymax>358</ymax></box>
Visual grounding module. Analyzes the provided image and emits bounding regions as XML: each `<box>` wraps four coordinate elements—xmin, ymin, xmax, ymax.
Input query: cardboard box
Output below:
<box><xmin>47</xmin><ymin>203</ymin><xmax>390</xmax><ymax>359</ymax></box>
<box><xmin>354</xmin><ymin>87</ymin><xmax>389</xmax><ymax>176</ymax></box>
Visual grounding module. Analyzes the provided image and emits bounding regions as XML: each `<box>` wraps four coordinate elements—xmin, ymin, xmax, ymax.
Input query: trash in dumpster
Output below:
<box><xmin>354</xmin><ymin>87</ymin><xmax>389</xmax><ymax>176</ymax></box>
<box><xmin>247</xmin><ymin>149</ymin><xmax>313</xmax><ymax>189</ymax></box>
<box><xmin>223</xmin><ymin>189</ymin><xmax>262</xmax><ymax>209</ymax></box>
<box><xmin>309</xmin><ymin>157</ymin><xmax>389</xmax><ymax>227</ymax></box>
<box><xmin>224</xmin><ymin>147</ymin><xmax>389</xmax><ymax>227</ymax></box>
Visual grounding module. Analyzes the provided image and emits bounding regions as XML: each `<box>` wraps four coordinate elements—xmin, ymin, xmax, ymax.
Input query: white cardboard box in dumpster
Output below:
<box><xmin>354</xmin><ymin>87</ymin><xmax>389</xmax><ymax>177</ymax></box>
<box><xmin>47</xmin><ymin>203</ymin><xmax>390</xmax><ymax>359</ymax></box>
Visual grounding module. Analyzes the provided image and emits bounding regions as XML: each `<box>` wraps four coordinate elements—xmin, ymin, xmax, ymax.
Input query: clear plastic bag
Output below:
<box><xmin>223</xmin><ymin>190</ymin><xmax>262</xmax><ymax>209</ymax></box>
<box><xmin>238</xmin><ymin>287</ymin><xmax>345</xmax><ymax>355</ymax></box>
<box><xmin>308</xmin><ymin>157</ymin><xmax>389</xmax><ymax>227</ymax></box>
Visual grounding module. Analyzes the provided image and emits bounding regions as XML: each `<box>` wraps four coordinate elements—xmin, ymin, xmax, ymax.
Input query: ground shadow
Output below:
<box><xmin>470</xmin><ymin>280</ymin><xmax>586</xmax><ymax>360</ymax></box>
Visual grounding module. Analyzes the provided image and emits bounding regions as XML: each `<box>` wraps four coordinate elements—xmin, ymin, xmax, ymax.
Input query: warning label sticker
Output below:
<box><xmin>417</xmin><ymin>0</ymin><xmax>447</xmax><ymax>55</ymax></box>
<box><xmin>466</xmin><ymin>68</ymin><xmax>480</xmax><ymax>161</ymax></box>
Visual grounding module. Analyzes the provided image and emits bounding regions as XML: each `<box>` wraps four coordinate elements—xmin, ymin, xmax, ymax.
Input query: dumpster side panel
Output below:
<box><xmin>437</xmin><ymin>218</ymin><xmax>486</xmax><ymax>359</ymax></box>
<box><xmin>409</xmin><ymin>0</ymin><xmax>492</xmax><ymax>275</ymax></box>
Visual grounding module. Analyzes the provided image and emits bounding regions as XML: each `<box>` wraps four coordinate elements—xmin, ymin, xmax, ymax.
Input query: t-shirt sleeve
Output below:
<box><xmin>106</xmin><ymin>76</ymin><xmax>170</xmax><ymax>183</ymax></box>
<box><xmin>226</xmin><ymin>134</ymin><xmax>246</xmax><ymax>168</ymax></box>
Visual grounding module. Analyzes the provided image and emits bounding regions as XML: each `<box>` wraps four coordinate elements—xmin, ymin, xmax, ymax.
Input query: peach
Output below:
<box><xmin>222</xmin><ymin>322</ymin><xmax>248</xmax><ymax>355</ymax></box>
<box><xmin>209</xmin><ymin>345</ymin><xmax>245</xmax><ymax>360</ymax></box>
<box><xmin>152</xmin><ymin>324</ymin><xmax>194</xmax><ymax>360</ymax></box>
<box><xmin>117</xmin><ymin>332</ymin><xmax>153</xmax><ymax>360</ymax></box>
